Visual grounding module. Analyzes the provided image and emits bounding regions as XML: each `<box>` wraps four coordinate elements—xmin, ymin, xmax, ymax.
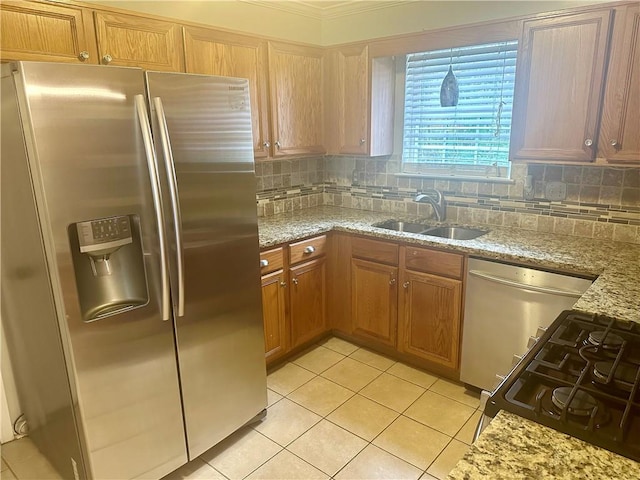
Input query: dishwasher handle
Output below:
<box><xmin>468</xmin><ymin>270</ymin><xmax>584</xmax><ymax>298</ymax></box>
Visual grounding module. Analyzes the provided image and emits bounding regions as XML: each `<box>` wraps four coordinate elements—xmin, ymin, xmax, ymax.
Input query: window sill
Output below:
<box><xmin>395</xmin><ymin>172</ymin><xmax>515</xmax><ymax>184</ymax></box>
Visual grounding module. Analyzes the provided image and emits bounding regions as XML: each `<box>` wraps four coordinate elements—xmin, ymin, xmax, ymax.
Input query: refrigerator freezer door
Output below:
<box><xmin>146</xmin><ymin>71</ymin><xmax>267</xmax><ymax>459</ymax></box>
<box><xmin>11</xmin><ymin>62</ymin><xmax>187</xmax><ymax>479</ymax></box>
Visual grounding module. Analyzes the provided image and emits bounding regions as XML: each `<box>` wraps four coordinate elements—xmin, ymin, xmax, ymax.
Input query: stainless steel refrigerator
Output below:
<box><xmin>1</xmin><ymin>61</ymin><xmax>267</xmax><ymax>479</ymax></box>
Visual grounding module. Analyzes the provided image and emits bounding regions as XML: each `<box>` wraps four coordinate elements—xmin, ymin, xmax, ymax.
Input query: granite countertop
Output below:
<box><xmin>447</xmin><ymin>411</ymin><xmax>640</xmax><ymax>480</ymax></box>
<box><xmin>259</xmin><ymin>205</ymin><xmax>640</xmax><ymax>477</ymax></box>
<box><xmin>258</xmin><ymin>205</ymin><xmax>640</xmax><ymax>323</ymax></box>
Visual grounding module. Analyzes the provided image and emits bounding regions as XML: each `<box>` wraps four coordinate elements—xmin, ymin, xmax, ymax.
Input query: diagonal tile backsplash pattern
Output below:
<box><xmin>255</xmin><ymin>156</ymin><xmax>640</xmax><ymax>244</ymax></box>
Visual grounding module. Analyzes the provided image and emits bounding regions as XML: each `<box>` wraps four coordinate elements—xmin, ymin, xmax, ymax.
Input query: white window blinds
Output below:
<box><xmin>402</xmin><ymin>40</ymin><xmax>518</xmax><ymax>172</ymax></box>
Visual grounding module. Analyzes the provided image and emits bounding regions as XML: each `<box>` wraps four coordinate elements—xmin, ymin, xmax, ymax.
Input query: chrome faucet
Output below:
<box><xmin>415</xmin><ymin>189</ymin><xmax>446</xmax><ymax>222</ymax></box>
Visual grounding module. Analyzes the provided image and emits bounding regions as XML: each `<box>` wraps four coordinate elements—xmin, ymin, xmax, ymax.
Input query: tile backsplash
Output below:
<box><xmin>255</xmin><ymin>156</ymin><xmax>640</xmax><ymax>244</ymax></box>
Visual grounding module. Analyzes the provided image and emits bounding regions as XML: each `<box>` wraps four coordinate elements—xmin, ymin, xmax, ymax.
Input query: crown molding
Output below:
<box><xmin>240</xmin><ymin>1</ymin><xmax>415</xmax><ymax>20</ymax></box>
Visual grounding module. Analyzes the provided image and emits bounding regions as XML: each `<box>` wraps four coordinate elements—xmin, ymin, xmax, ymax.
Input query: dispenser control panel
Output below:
<box><xmin>76</xmin><ymin>216</ymin><xmax>133</xmax><ymax>254</ymax></box>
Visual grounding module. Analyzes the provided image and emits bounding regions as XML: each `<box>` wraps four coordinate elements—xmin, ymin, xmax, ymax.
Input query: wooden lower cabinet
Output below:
<box><xmin>351</xmin><ymin>258</ymin><xmax>397</xmax><ymax>347</ymax></box>
<box><xmin>398</xmin><ymin>270</ymin><xmax>462</xmax><ymax>370</ymax></box>
<box><xmin>289</xmin><ymin>257</ymin><xmax>326</xmax><ymax>348</ymax></box>
<box><xmin>261</xmin><ymin>269</ymin><xmax>287</xmax><ymax>363</ymax></box>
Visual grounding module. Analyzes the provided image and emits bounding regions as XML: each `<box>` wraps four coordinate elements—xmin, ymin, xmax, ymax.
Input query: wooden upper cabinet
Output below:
<box><xmin>0</xmin><ymin>0</ymin><xmax>98</xmax><ymax>64</ymax></box>
<box><xmin>267</xmin><ymin>42</ymin><xmax>325</xmax><ymax>157</ymax></box>
<box><xmin>183</xmin><ymin>26</ymin><xmax>271</xmax><ymax>159</ymax></box>
<box><xmin>93</xmin><ymin>11</ymin><xmax>184</xmax><ymax>71</ymax></box>
<box><xmin>329</xmin><ymin>45</ymin><xmax>369</xmax><ymax>155</ymax></box>
<box><xmin>510</xmin><ymin>9</ymin><xmax>613</xmax><ymax>162</ymax></box>
<box><xmin>598</xmin><ymin>4</ymin><xmax>640</xmax><ymax>164</ymax></box>
<box><xmin>326</xmin><ymin>45</ymin><xmax>395</xmax><ymax>156</ymax></box>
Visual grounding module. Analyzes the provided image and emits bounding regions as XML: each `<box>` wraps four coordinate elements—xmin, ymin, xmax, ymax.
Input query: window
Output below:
<box><xmin>402</xmin><ymin>40</ymin><xmax>517</xmax><ymax>178</ymax></box>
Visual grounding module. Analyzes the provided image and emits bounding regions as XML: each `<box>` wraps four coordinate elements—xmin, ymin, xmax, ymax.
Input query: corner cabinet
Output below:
<box><xmin>325</xmin><ymin>45</ymin><xmax>395</xmax><ymax>156</ymax></box>
<box><xmin>183</xmin><ymin>26</ymin><xmax>271</xmax><ymax>159</ymax></box>
<box><xmin>267</xmin><ymin>42</ymin><xmax>326</xmax><ymax>157</ymax></box>
<box><xmin>0</xmin><ymin>0</ymin><xmax>98</xmax><ymax>64</ymax></box>
<box><xmin>598</xmin><ymin>4</ymin><xmax>640</xmax><ymax>164</ymax></box>
<box><xmin>93</xmin><ymin>11</ymin><xmax>184</xmax><ymax>71</ymax></box>
<box><xmin>510</xmin><ymin>9</ymin><xmax>613</xmax><ymax>162</ymax></box>
<box><xmin>398</xmin><ymin>247</ymin><xmax>464</xmax><ymax>370</ymax></box>
<box><xmin>350</xmin><ymin>237</ymin><xmax>399</xmax><ymax>347</ymax></box>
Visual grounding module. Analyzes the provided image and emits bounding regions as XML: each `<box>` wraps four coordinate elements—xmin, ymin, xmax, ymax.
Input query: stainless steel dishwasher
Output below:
<box><xmin>460</xmin><ymin>258</ymin><xmax>593</xmax><ymax>391</ymax></box>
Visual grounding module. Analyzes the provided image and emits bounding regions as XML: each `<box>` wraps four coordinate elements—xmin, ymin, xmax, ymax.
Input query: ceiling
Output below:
<box><xmin>241</xmin><ymin>0</ymin><xmax>411</xmax><ymax>19</ymax></box>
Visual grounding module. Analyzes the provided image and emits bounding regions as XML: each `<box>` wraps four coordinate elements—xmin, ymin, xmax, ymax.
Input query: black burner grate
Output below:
<box><xmin>486</xmin><ymin>310</ymin><xmax>640</xmax><ymax>462</ymax></box>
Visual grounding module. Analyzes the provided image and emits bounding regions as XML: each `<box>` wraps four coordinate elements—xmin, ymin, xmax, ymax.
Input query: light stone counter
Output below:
<box><xmin>258</xmin><ymin>205</ymin><xmax>640</xmax><ymax>478</ymax></box>
<box><xmin>447</xmin><ymin>412</ymin><xmax>640</xmax><ymax>480</ymax></box>
<box><xmin>258</xmin><ymin>205</ymin><xmax>640</xmax><ymax>323</ymax></box>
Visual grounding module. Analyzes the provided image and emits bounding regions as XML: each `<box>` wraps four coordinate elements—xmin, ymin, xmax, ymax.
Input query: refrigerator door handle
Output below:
<box><xmin>152</xmin><ymin>96</ymin><xmax>185</xmax><ymax>317</ymax></box>
<box><xmin>134</xmin><ymin>94</ymin><xmax>170</xmax><ymax>321</ymax></box>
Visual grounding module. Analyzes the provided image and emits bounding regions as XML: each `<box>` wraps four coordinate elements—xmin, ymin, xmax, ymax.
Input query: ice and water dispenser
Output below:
<box><xmin>69</xmin><ymin>215</ymin><xmax>149</xmax><ymax>322</ymax></box>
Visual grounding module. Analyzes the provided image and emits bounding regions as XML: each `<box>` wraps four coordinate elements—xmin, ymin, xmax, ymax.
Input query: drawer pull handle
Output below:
<box><xmin>260</xmin><ymin>259</ymin><xmax>269</xmax><ymax>267</ymax></box>
<box><xmin>303</xmin><ymin>246</ymin><xmax>315</xmax><ymax>254</ymax></box>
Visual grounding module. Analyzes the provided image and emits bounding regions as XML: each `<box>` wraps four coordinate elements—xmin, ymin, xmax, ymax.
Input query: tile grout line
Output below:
<box><xmin>263</xmin><ymin>339</ymin><xmax>478</xmax><ymax>479</ymax></box>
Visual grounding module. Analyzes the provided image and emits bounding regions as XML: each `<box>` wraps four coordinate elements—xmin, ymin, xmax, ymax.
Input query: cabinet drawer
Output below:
<box><xmin>260</xmin><ymin>247</ymin><xmax>284</xmax><ymax>275</ymax></box>
<box><xmin>404</xmin><ymin>247</ymin><xmax>463</xmax><ymax>279</ymax></box>
<box><xmin>352</xmin><ymin>237</ymin><xmax>398</xmax><ymax>265</ymax></box>
<box><xmin>289</xmin><ymin>235</ymin><xmax>327</xmax><ymax>264</ymax></box>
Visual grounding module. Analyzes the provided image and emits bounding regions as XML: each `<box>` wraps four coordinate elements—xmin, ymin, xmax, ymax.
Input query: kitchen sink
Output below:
<box><xmin>374</xmin><ymin>220</ymin><xmax>431</xmax><ymax>233</ymax></box>
<box><xmin>422</xmin><ymin>226</ymin><xmax>488</xmax><ymax>240</ymax></box>
<box><xmin>375</xmin><ymin>220</ymin><xmax>488</xmax><ymax>240</ymax></box>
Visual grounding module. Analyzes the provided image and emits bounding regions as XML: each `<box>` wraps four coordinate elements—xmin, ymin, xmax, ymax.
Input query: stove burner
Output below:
<box><xmin>587</xmin><ymin>331</ymin><xmax>624</xmax><ymax>349</ymax></box>
<box><xmin>593</xmin><ymin>361</ymin><xmax>636</xmax><ymax>392</ymax></box>
<box><xmin>551</xmin><ymin>387</ymin><xmax>598</xmax><ymax>417</ymax></box>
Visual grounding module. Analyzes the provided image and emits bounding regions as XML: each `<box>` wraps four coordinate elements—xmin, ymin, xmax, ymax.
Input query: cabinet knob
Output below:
<box><xmin>78</xmin><ymin>51</ymin><xmax>90</xmax><ymax>61</ymax></box>
<box><xmin>360</xmin><ymin>138</ymin><xmax>366</xmax><ymax>145</ymax></box>
<box><xmin>275</xmin><ymin>140</ymin><xmax>281</xmax><ymax>149</ymax></box>
<box><xmin>610</xmin><ymin>139</ymin><xmax>620</xmax><ymax>149</ymax></box>
<box><xmin>292</xmin><ymin>278</ymin><xmax>298</xmax><ymax>285</ymax></box>
<box><xmin>403</xmin><ymin>281</ymin><xmax>410</xmax><ymax>289</ymax></box>
<box><xmin>263</xmin><ymin>141</ymin><xmax>271</xmax><ymax>148</ymax></box>
<box><xmin>280</xmin><ymin>281</ymin><xmax>287</xmax><ymax>287</ymax></box>
<box><xmin>389</xmin><ymin>278</ymin><xmax>396</xmax><ymax>285</ymax></box>
<box><xmin>260</xmin><ymin>259</ymin><xmax>269</xmax><ymax>267</ymax></box>
<box><xmin>303</xmin><ymin>245</ymin><xmax>315</xmax><ymax>254</ymax></box>
<box><xmin>584</xmin><ymin>138</ymin><xmax>593</xmax><ymax>147</ymax></box>
<box><xmin>102</xmin><ymin>54</ymin><xmax>113</xmax><ymax>65</ymax></box>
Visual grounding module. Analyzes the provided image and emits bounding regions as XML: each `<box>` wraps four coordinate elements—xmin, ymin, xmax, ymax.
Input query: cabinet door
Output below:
<box><xmin>598</xmin><ymin>4</ymin><xmax>640</xmax><ymax>164</ymax></box>
<box><xmin>268</xmin><ymin>42</ymin><xmax>325</xmax><ymax>156</ymax></box>
<box><xmin>0</xmin><ymin>0</ymin><xmax>97</xmax><ymax>64</ymax></box>
<box><xmin>289</xmin><ymin>258</ymin><xmax>326</xmax><ymax>348</ymax></box>
<box><xmin>184</xmin><ymin>26</ymin><xmax>271</xmax><ymax>159</ymax></box>
<box><xmin>351</xmin><ymin>259</ymin><xmax>398</xmax><ymax>347</ymax></box>
<box><xmin>399</xmin><ymin>270</ymin><xmax>462</xmax><ymax>370</ymax></box>
<box><xmin>510</xmin><ymin>10</ymin><xmax>612</xmax><ymax>162</ymax></box>
<box><xmin>262</xmin><ymin>270</ymin><xmax>287</xmax><ymax>363</ymax></box>
<box><xmin>336</xmin><ymin>45</ymin><xmax>370</xmax><ymax>155</ymax></box>
<box><xmin>93</xmin><ymin>11</ymin><xmax>184</xmax><ymax>71</ymax></box>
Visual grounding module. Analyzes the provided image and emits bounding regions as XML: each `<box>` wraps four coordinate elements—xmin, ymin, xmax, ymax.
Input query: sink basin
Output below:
<box><xmin>375</xmin><ymin>220</ymin><xmax>430</xmax><ymax>233</ymax></box>
<box><xmin>375</xmin><ymin>220</ymin><xmax>488</xmax><ymax>240</ymax></box>
<box><xmin>422</xmin><ymin>226</ymin><xmax>487</xmax><ymax>240</ymax></box>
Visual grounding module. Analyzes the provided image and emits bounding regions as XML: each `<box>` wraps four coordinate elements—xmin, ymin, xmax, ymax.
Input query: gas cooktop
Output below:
<box><xmin>486</xmin><ymin>310</ymin><xmax>640</xmax><ymax>462</ymax></box>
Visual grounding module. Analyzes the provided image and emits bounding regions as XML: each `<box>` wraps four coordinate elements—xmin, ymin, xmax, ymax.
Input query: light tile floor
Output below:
<box><xmin>1</xmin><ymin>337</ymin><xmax>480</xmax><ymax>480</ymax></box>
